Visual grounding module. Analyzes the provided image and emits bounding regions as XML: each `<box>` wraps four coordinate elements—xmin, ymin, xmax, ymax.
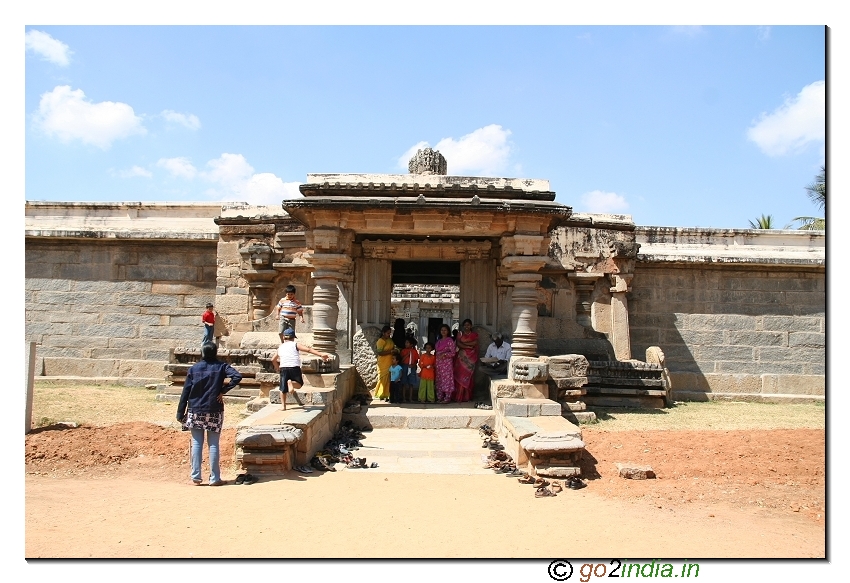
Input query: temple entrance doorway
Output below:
<box><xmin>390</xmin><ymin>260</ymin><xmax>459</xmax><ymax>349</ymax></box>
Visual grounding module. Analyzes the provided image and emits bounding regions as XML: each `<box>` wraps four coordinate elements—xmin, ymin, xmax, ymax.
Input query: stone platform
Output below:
<box><xmin>343</xmin><ymin>400</ymin><xmax>494</xmax><ymax>430</ymax></box>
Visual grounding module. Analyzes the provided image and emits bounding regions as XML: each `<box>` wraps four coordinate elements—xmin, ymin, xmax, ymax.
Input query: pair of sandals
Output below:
<box><xmin>294</xmin><ymin>465</ymin><xmax>314</xmax><ymax>474</ymax></box>
<box><xmin>478</xmin><ymin>424</ymin><xmax>495</xmax><ymax>438</ymax></box>
<box><xmin>474</xmin><ymin>402</ymin><xmax>493</xmax><ymax>409</ymax></box>
<box><xmin>234</xmin><ymin>473</ymin><xmax>258</xmax><ymax>485</ymax></box>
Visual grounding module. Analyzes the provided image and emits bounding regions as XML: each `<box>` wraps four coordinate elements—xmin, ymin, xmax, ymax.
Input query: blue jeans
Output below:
<box><xmin>202</xmin><ymin>324</ymin><xmax>214</xmax><ymax>344</ymax></box>
<box><xmin>190</xmin><ymin>427</ymin><xmax>221</xmax><ymax>484</ymax></box>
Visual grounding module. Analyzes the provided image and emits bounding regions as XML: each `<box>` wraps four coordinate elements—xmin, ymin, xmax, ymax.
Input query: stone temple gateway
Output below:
<box><xmin>24</xmin><ymin>149</ymin><xmax>825</xmax><ymax>475</ymax></box>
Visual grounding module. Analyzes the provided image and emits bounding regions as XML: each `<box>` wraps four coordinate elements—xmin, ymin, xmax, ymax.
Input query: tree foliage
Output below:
<box><xmin>748</xmin><ymin>214</ymin><xmax>774</xmax><ymax>229</ymax></box>
<box><xmin>791</xmin><ymin>166</ymin><xmax>825</xmax><ymax>231</ymax></box>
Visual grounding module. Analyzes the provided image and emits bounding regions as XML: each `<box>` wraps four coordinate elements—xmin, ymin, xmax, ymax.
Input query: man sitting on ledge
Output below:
<box><xmin>481</xmin><ymin>333</ymin><xmax>512</xmax><ymax>376</ymax></box>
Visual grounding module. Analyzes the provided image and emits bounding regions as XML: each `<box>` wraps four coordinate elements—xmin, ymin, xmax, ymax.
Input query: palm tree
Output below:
<box><xmin>790</xmin><ymin>166</ymin><xmax>825</xmax><ymax>231</ymax></box>
<box><xmin>748</xmin><ymin>214</ymin><xmax>774</xmax><ymax>229</ymax></box>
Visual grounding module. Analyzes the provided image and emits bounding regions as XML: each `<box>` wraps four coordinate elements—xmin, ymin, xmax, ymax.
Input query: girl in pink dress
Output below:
<box><xmin>435</xmin><ymin>324</ymin><xmax>456</xmax><ymax>403</ymax></box>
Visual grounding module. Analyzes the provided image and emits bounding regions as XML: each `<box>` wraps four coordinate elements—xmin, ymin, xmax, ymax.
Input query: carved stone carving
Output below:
<box><xmin>408</xmin><ymin>148</ymin><xmax>447</xmax><ymax>175</ymax></box>
<box><xmin>512</xmin><ymin>360</ymin><xmax>549</xmax><ymax>382</ymax></box>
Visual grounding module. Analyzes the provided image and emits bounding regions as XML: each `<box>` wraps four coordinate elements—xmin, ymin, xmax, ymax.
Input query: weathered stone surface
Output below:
<box><xmin>352</xmin><ymin>325</ymin><xmax>379</xmax><ymax>391</ymax></box>
<box><xmin>239</xmin><ymin>332</ymin><xmax>283</xmax><ymax>349</ymax></box>
<box><xmin>520</xmin><ymin>430</ymin><xmax>585</xmax><ymax>454</ymax></box>
<box><xmin>547</xmin><ymin>354</ymin><xmax>590</xmax><ymax>378</ymax></box>
<box><xmin>236</xmin><ymin>424</ymin><xmax>303</xmax><ymax>448</ymax></box>
<box><xmin>616</xmin><ymin>462</ymin><xmax>655</xmax><ymax>480</ymax></box>
<box><xmin>511</xmin><ymin>358</ymin><xmax>549</xmax><ymax>382</ymax></box>
<box><xmin>534</xmin><ymin>465</ymin><xmax>581</xmax><ymax>478</ymax></box>
<box><xmin>547</xmin><ymin>377</ymin><xmax>588</xmax><ymax>389</ymax></box>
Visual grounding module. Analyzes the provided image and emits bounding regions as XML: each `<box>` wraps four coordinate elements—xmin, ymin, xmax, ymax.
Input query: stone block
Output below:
<box><xmin>760</xmin><ymin>374</ymin><xmax>825</xmax><ymax>396</ymax></box>
<box><xmin>42</xmin><ymin>335</ymin><xmax>111</xmax><ymax>349</ymax></box>
<box><xmin>547</xmin><ymin>377</ymin><xmax>588</xmax><ymax>389</ymax></box>
<box><xmin>26</xmin><ymin>322</ymin><xmax>74</xmax><ymax>337</ymax></box>
<box><xmin>726</xmin><ymin>331</ymin><xmax>786</xmax><ymax>347</ymax></box>
<box><xmin>214</xmin><ymin>294</ymin><xmax>250</xmax><ymax>315</ymax></box>
<box><xmin>686</xmin><ymin>314</ymin><xmax>757</xmax><ymax>332</ymax></box>
<box><xmin>150</xmin><ymin>283</ymin><xmax>212</xmax><ymax>295</ymax></box>
<box><xmin>664</xmin><ymin>329</ymin><xmax>725</xmax><ymax>345</ymax></box>
<box><xmin>138</xmin><ymin>325</ymin><xmax>198</xmax><ymax>341</ymax></box>
<box><xmin>43</xmin><ymin>357</ymin><xmax>119</xmax><ymax>377</ymax></box>
<box><xmin>72</xmin><ymin>323</ymin><xmax>138</xmax><ymax>338</ymax></box>
<box><xmin>547</xmin><ymin>354</ymin><xmax>590</xmax><ymax>378</ymax></box>
<box><xmin>696</xmin><ymin>345</ymin><xmax>755</xmax><ymax>361</ymax></box>
<box><xmin>500</xmin><ymin>399</ymin><xmax>528</xmax><ymax>417</ymax></box>
<box><xmin>703</xmin><ymin>373</ymin><xmax>762</xmax><ymax>394</ymax></box>
<box><xmin>236</xmin><ymin>424</ymin><xmax>303</xmax><ymax>448</ymax></box>
<box><xmin>26</xmin><ymin>278</ymin><xmax>72</xmax><ymax>292</ymax></box>
<box><xmin>101</xmin><ymin>312</ymin><xmax>162</xmax><ymax>326</ymax></box>
<box><xmin>758</xmin><ymin>346</ymin><xmax>824</xmax><ymax>364</ymax></box>
<box><xmin>540</xmin><ymin>401</ymin><xmax>562</xmax><ymax>416</ymax></box>
<box><xmin>31</xmin><ymin>311</ymin><xmax>102</xmax><ymax>324</ymax></box>
<box><xmin>520</xmin><ymin>431</ymin><xmax>585</xmax><ymax>454</ymax></box>
<box><xmin>762</xmin><ymin>316</ymin><xmax>822</xmax><ymax>332</ymax></box>
<box><xmin>119</xmin><ymin>359</ymin><xmax>169</xmax><ymax>379</ymax></box>
<box><xmin>73</xmin><ymin>280</ymin><xmax>149</xmax><ymax>293</ymax></box>
<box><xmin>90</xmin><ymin>348</ymin><xmax>144</xmax><ymax>360</ymax></box>
<box><xmin>116</xmin><ymin>293</ymin><xmax>181</xmax><ymax>308</ymax></box>
<box><xmin>616</xmin><ymin>463</ymin><xmax>655</xmax><ymax>480</ymax></box>
<box><xmin>788</xmin><ymin>332</ymin><xmax>824</xmax><ymax>347</ymax></box>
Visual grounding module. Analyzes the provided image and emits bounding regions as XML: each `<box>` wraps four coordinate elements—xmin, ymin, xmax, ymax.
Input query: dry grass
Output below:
<box><xmin>30</xmin><ymin>380</ymin><xmax>825</xmax><ymax>433</ymax></box>
<box><xmin>589</xmin><ymin>400</ymin><xmax>825</xmax><ymax>431</ymax></box>
<box><xmin>30</xmin><ymin>381</ymin><xmax>249</xmax><ymax>430</ymax></box>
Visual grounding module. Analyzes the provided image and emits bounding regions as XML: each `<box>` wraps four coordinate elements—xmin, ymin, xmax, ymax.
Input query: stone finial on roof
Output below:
<box><xmin>408</xmin><ymin>148</ymin><xmax>447</xmax><ymax>175</ymax></box>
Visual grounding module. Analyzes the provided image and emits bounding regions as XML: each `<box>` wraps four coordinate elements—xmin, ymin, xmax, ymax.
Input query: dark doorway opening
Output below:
<box><xmin>391</xmin><ymin>261</ymin><xmax>460</xmax><ymax>285</ymax></box>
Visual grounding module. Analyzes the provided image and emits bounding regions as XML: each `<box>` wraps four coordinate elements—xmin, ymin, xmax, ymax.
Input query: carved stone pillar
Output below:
<box><xmin>239</xmin><ymin>243</ymin><xmax>276</xmax><ymax>320</ymax></box>
<box><xmin>609</xmin><ymin>273</ymin><xmax>634</xmax><ymax>361</ymax></box>
<box><xmin>310</xmin><ymin>253</ymin><xmax>352</xmax><ymax>368</ymax></box>
<box><xmin>568</xmin><ymin>272</ymin><xmax>604</xmax><ymax>329</ymax></box>
<box><xmin>501</xmin><ymin>256</ymin><xmax>547</xmax><ymax>357</ymax></box>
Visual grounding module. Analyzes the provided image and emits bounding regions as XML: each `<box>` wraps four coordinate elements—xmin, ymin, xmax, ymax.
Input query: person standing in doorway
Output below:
<box><xmin>435</xmin><ymin>324</ymin><xmax>456</xmax><ymax>403</ymax></box>
<box><xmin>418</xmin><ymin>342</ymin><xmax>436</xmax><ymax>403</ymax></box>
<box><xmin>274</xmin><ymin>285</ymin><xmax>306</xmax><ymax>342</ymax></box>
<box><xmin>452</xmin><ymin>319</ymin><xmax>479</xmax><ymax>402</ymax></box>
<box><xmin>202</xmin><ymin>303</ymin><xmax>216</xmax><ymax>345</ymax></box>
<box><xmin>374</xmin><ymin>325</ymin><xmax>395</xmax><ymax>401</ymax></box>
<box><xmin>177</xmin><ymin>342</ymin><xmax>242</xmax><ymax>486</ymax></box>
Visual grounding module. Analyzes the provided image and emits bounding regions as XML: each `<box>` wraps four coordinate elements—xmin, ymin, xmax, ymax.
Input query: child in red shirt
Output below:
<box><xmin>400</xmin><ymin>337</ymin><xmax>420</xmax><ymax>403</ymax></box>
<box><xmin>417</xmin><ymin>342</ymin><xmax>436</xmax><ymax>403</ymax></box>
<box><xmin>202</xmin><ymin>303</ymin><xmax>215</xmax><ymax>344</ymax></box>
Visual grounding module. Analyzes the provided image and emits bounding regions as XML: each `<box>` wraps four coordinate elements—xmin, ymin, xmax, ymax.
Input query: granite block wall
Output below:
<box><xmin>629</xmin><ymin>263</ymin><xmax>825</xmax><ymax>400</ymax></box>
<box><xmin>25</xmin><ymin>239</ymin><xmax>217</xmax><ymax>382</ymax></box>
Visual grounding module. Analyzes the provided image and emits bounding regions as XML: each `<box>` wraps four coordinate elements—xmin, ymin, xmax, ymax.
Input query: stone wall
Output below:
<box><xmin>25</xmin><ymin>239</ymin><xmax>217</xmax><ymax>381</ymax></box>
<box><xmin>629</xmin><ymin>263</ymin><xmax>825</xmax><ymax>401</ymax></box>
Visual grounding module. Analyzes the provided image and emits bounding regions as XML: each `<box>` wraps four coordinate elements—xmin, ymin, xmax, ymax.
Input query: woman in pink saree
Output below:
<box><xmin>435</xmin><ymin>324</ymin><xmax>456</xmax><ymax>403</ymax></box>
<box><xmin>452</xmin><ymin>319</ymin><xmax>479</xmax><ymax>402</ymax></box>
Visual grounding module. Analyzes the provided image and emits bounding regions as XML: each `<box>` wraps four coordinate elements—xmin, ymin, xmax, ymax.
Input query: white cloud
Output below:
<box><xmin>396</xmin><ymin>141</ymin><xmax>429</xmax><ymax>170</ymax></box>
<box><xmin>33</xmin><ymin>85</ymin><xmax>146</xmax><ymax>149</ymax></box>
<box><xmin>201</xmin><ymin>153</ymin><xmax>302</xmax><ymax>204</ymax></box>
<box><xmin>747</xmin><ymin>80</ymin><xmax>825</xmax><ymax>156</ymax></box>
<box><xmin>25</xmin><ymin>30</ymin><xmax>72</xmax><ymax>67</ymax></box>
<box><xmin>161</xmin><ymin>110</ymin><xmax>201</xmax><ymax>130</ymax></box>
<box><xmin>157</xmin><ymin>157</ymin><xmax>197</xmax><ymax>179</ymax></box>
<box><xmin>118</xmin><ymin>165</ymin><xmax>152</xmax><ymax>178</ymax></box>
<box><xmin>580</xmin><ymin>190</ymin><xmax>629</xmax><ymax>214</ymax></box>
<box><xmin>757</xmin><ymin>26</ymin><xmax>771</xmax><ymax>42</ymax></box>
<box><xmin>399</xmin><ymin>125</ymin><xmax>513</xmax><ymax>176</ymax></box>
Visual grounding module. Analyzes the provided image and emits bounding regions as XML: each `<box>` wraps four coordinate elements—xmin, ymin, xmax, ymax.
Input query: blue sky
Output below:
<box><xmin>22</xmin><ymin>24</ymin><xmax>826</xmax><ymax>229</ymax></box>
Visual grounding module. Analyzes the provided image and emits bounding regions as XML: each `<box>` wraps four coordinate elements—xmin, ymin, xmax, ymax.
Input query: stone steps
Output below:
<box><xmin>335</xmin><ymin>428</ymin><xmax>496</xmax><ymax>475</ymax></box>
<box><xmin>342</xmin><ymin>400</ymin><xmax>494</xmax><ymax>430</ymax></box>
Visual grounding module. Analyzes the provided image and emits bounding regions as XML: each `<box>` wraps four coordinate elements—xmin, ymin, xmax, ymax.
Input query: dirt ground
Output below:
<box><xmin>24</xmin><ymin>422</ymin><xmax>825</xmax><ymax>560</ymax></box>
